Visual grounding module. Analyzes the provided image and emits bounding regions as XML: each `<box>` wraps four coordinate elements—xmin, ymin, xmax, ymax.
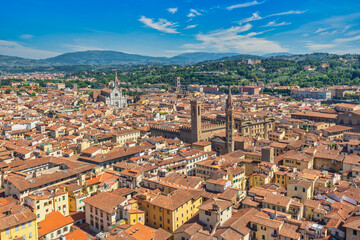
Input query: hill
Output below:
<box><xmin>0</xmin><ymin>51</ymin><xmax>240</xmax><ymax>69</ymax></box>
<box><xmin>169</xmin><ymin>52</ymin><xmax>239</xmax><ymax>64</ymax></box>
<box><xmin>43</xmin><ymin>50</ymin><xmax>168</xmax><ymax>66</ymax></box>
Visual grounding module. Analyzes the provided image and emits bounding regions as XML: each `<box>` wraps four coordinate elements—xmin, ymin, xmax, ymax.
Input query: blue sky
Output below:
<box><xmin>1</xmin><ymin>0</ymin><xmax>360</xmax><ymax>59</ymax></box>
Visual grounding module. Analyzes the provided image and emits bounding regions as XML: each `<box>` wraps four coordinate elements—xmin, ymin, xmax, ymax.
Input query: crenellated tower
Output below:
<box><xmin>225</xmin><ymin>87</ymin><xmax>234</xmax><ymax>153</ymax></box>
<box><xmin>190</xmin><ymin>99</ymin><xmax>202</xmax><ymax>143</ymax></box>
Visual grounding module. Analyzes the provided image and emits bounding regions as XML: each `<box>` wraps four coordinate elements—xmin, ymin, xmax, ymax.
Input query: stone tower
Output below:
<box><xmin>115</xmin><ymin>70</ymin><xmax>119</xmax><ymax>88</ymax></box>
<box><xmin>225</xmin><ymin>87</ymin><xmax>234</xmax><ymax>153</ymax></box>
<box><xmin>191</xmin><ymin>99</ymin><xmax>202</xmax><ymax>143</ymax></box>
<box><xmin>175</xmin><ymin>77</ymin><xmax>181</xmax><ymax>93</ymax></box>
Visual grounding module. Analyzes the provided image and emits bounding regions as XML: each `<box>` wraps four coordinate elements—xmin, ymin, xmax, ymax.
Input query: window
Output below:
<box><xmin>29</xmin><ymin>232</ymin><xmax>33</xmax><ymax>238</ymax></box>
<box><xmin>353</xmin><ymin>230</ymin><xmax>358</xmax><ymax>236</ymax></box>
<box><xmin>295</xmin><ymin>186</ymin><xmax>298</xmax><ymax>191</ymax></box>
<box><xmin>22</xmin><ymin>235</ymin><xmax>26</xmax><ymax>239</ymax></box>
<box><xmin>22</xmin><ymin>223</ymin><xmax>26</xmax><ymax>229</ymax></box>
<box><xmin>5</xmin><ymin>228</ymin><xmax>9</xmax><ymax>235</ymax></box>
<box><xmin>16</xmin><ymin>225</ymin><xmax>19</xmax><ymax>231</ymax></box>
<box><xmin>303</xmin><ymin>188</ymin><xmax>305</xmax><ymax>192</ymax></box>
<box><xmin>63</xmin><ymin>196</ymin><xmax>65</xmax><ymax>201</ymax></box>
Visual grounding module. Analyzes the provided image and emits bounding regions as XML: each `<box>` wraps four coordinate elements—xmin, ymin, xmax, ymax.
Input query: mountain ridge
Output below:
<box><xmin>0</xmin><ymin>50</ymin><xmax>242</xmax><ymax>67</ymax></box>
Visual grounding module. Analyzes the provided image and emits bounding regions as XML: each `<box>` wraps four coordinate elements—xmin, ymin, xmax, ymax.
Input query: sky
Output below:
<box><xmin>1</xmin><ymin>0</ymin><xmax>360</xmax><ymax>59</ymax></box>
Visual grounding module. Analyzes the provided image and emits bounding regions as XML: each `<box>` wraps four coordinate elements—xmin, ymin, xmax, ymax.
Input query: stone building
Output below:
<box><xmin>97</xmin><ymin>71</ymin><xmax>127</xmax><ymax>108</ymax></box>
<box><xmin>225</xmin><ymin>88</ymin><xmax>235</xmax><ymax>153</ymax></box>
<box><xmin>150</xmin><ymin>99</ymin><xmax>225</xmax><ymax>143</ymax></box>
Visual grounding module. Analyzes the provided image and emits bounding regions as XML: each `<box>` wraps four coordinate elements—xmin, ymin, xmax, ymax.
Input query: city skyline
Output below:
<box><xmin>1</xmin><ymin>0</ymin><xmax>360</xmax><ymax>59</ymax></box>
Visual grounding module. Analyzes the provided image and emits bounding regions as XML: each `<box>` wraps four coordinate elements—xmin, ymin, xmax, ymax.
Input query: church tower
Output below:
<box><xmin>115</xmin><ymin>70</ymin><xmax>119</xmax><ymax>88</ymax></box>
<box><xmin>191</xmin><ymin>99</ymin><xmax>202</xmax><ymax>143</ymax></box>
<box><xmin>226</xmin><ymin>87</ymin><xmax>234</xmax><ymax>153</ymax></box>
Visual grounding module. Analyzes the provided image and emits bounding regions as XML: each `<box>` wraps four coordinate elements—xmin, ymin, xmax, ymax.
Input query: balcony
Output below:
<box><xmin>271</xmin><ymin>232</ymin><xmax>278</xmax><ymax>237</ymax></box>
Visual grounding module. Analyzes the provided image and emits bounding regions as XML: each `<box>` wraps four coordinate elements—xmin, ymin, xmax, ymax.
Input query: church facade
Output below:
<box><xmin>98</xmin><ymin>88</ymin><xmax>127</xmax><ymax>108</ymax></box>
<box><xmin>96</xmin><ymin>71</ymin><xmax>127</xmax><ymax>108</ymax></box>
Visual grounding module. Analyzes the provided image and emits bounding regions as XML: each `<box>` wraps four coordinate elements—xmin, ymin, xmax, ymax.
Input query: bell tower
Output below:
<box><xmin>191</xmin><ymin>99</ymin><xmax>202</xmax><ymax>143</ymax></box>
<box><xmin>115</xmin><ymin>70</ymin><xmax>119</xmax><ymax>88</ymax></box>
<box><xmin>175</xmin><ymin>77</ymin><xmax>181</xmax><ymax>93</ymax></box>
<box><xmin>226</xmin><ymin>87</ymin><xmax>234</xmax><ymax>153</ymax></box>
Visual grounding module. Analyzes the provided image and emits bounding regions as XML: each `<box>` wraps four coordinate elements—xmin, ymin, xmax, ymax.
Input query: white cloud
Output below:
<box><xmin>182</xmin><ymin>23</ymin><xmax>288</xmax><ymax>54</ymax></box>
<box><xmin>0</xmin><ymin>40</ymin><xmax>59</xmax><ymax>59</ymax></box>
<box><xmin>139</xmin><ymin>16</ymin><xmax>178</xmax><ymax>34</ymax></box>
<box><xmin>268</xmin><ymin>10</ymin><xmax>307</xmax><ymax>17</ymax></box>
<box><xmin>63</xmin><ymin>44</ymin><xmax>106</xmax><ymax>52</ymax></box>
<box><xmin>264</xmin><ymin>20</ymin><xmax>291</xmax><ymax>27</ymax></box>
<box><xmin>167</xmin><ymin>8</ymin><xmax>178</xmax><ymax>14</ymax></box>
<box><xmin>165</xmin><ymin>49</ymin><xmax>198</xmax><ymax>54</ymax></box>
<box><xmin>185</xmin><ymin>24</ymin><xmax>198</xmax><ymax>29</ymax></box>
<box><xmin>238</xmin><ymin>12</ymin><xmax>262</xmax><ymax>24</ymax></box>
<box><xmin>20</xmin><ymin>34</ymin><xmax>34</xmax><ymax>39</ymax></box>
<box><xmin>328</xmin><ymin>48</ymin><xmax>360</xmax><ymax>54</ymax></box>
<box><xmin>306</xmin><ymin>42</ymin><xmax>336</xmax><ymax>50</ymax></box>
<box><xmin>227</xmin><ymin>1</ymin><xmax>265</xmax><ymax>11</ymax></box>
<box><xmin>345</xmin><ymin>30</ymin><xmax>360</xmax><ymax>36</ymax></box>
<box><xmin>334</xmin><ymin>35</ymin><xmax>360</xmax><ymax>43</ymax></box>
<box><xmin>314</xmin><ymin>27</ymin><xmax>330</xmax><ymax>34</ymax></box>
<box><xmin>187</xmin><ymin>9</ymin><xmax>202</xmax><ymax>18</ymax></box>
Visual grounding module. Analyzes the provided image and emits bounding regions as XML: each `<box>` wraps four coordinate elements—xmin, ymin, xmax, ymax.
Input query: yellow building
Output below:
<box><xmin>195</xmin><ymin>157</ymin><xmax>246</xmax><ymax>189</ymax></box>
<box><xmin>192</xmin><ymin>141</ymin><xmax>212</xmax><ymax>152</ymax></box>
<box><xmin>65</xmin><ymin>183</ymin><xmax>89</xmax><ymax>212</ymax></box>
<box><xmin>124</xmin><ymin>209</ymin><xmax>145</xmax><ymax>225</ymax></box>
<box><xmin>0</xmin><ymin>207</ymin><xmax>38</xmax><ymax>240</ymax></box>
<box><xmin>25</xmin><ymin>188</ymin><xmax>69</xmax><ymax>221</ymax></box>
<box><xmin>136</xmin><ymin>189</ymin><xmax>203</xmax><ymax>233</ymax></box>
<box><xmin>227</xmin><ymin>166</ymin><xmax>246</xmax><ymax>189</ymax></box>
<box><xmin>84</xmin><ymin>171</ymin><xmax>120</xmax><ymax>196</ymax></box>
<box><xmin>248</xmin><ymin>162</ymin><xmax>277</xmax><ymax>188</ymax></box>
<box><xmin>38</xmin><ymin>142</ymin><xmax>52</xmax><ymax>152</ymax></box>
<box><xmin>274</xmin><ymin>168</ymin><xmax>296</xmax><ymax>189</ymax></box>
<box><xmin>279</xmin><ymin>150</ymin><xmax>313</xmax><ymax>171</ymax></box>
<box><xmin>250</xmin><ymin>214</ymin><xmax>283</xmax><ymax>240</ymax></box>
<box><xmin>303</xmin><ymin>199</ymin><xmax>326</xmax><ymax>222</ymax></box>
<box><xmin>245</xmin><ymin>152</ymin><xmax>262</xmax><ymax>161</ymax></box>
<box><xmin>287</xmin><ymin>179</ymin><xmax>313</xmax><ymax>203</ymax></box>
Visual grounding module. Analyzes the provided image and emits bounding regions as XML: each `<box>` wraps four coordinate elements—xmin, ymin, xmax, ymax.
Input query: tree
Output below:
<box><xmin>31</xmin><ymin>92</ymin><xmax>36</xmax><ymax>97</ymax></box>
<box><xmin>134</xmin><ymin>95</ymin><xmax>141</xmax><ymax>103</ymax></box>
